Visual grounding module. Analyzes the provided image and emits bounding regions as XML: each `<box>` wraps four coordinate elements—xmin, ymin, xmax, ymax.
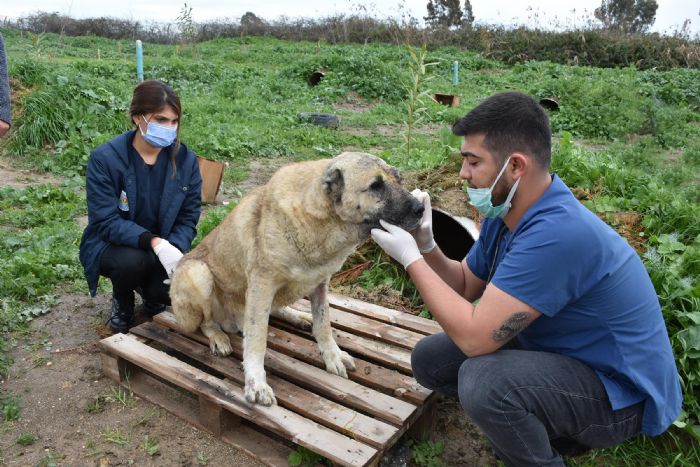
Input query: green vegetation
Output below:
<box><xmin>408</xmin><ymin>439</ymin><xmax>445</xmax><ymax>466</ymax></box>
<box><xmin>16</xmin><ymin>433</ymin><xmax>39</xmax><ymax>446</ymax></box>
<box><xmin>0</xmin><ymin>25</ymin><xmax>698</xmax><ymax>465</ymax></box>
<box><xmin>287</xmin><ymin>445</ymin><xmax>331</xmax><ymax>466</ymax></box>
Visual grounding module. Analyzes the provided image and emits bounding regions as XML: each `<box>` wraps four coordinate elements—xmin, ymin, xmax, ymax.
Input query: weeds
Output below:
<box><xmin>401</xmin><ymin>45</ymin><xmax>437</xmax><ymax>164</ymax></box>
<box><xmin>196</xmin><ymin>451</ymin><xmax>210</xmax><ymax>465</ymax></box>
<box><xmin>16</xmin><ymin>433</ymin><xmax>39</xmax><ymax>446</ymax></box>
<box><xmin>287</xmin><ymin>445</ymin><xmax>331</xmax><ymax>466</ymax></box>
<box><xmin>407</xmin><ymin>439</ymin><xmax>444</xmax><ymax>466</ymax></box>
<box><xmin>1</xmin><ymin>392</ymin><xmax>21</xmax><ymax>421</ymax></box>
<box><xmin>106</xmin><ymin>385</ymin><xmax>134</xmax><ymax>409</ymax></box>
<box><xmin>142</xmin><ymin>435</ymin><xmax>160</xmax><ymax>456</ymax></box>
<box><xmin>101</xmin><ymin>428</ymin><xmax>129</xmax><ymax>446</ymax></box>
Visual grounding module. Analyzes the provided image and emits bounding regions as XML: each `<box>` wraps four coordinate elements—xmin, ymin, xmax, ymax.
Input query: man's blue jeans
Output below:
<box><xmin>411</xmin><ymin>332</ymin><xmax>644</xmax><ymax>466</ymax></box>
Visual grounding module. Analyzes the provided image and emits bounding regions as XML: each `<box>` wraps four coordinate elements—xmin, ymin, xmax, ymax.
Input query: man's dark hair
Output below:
<box><xmin>452</xmin><ymin>92</ymin><xmax>552</xmax><ymax>169</ymax></box>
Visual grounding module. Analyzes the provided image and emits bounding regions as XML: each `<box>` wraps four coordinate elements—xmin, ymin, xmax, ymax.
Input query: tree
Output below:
<box><xmin>462</xmin><ymin>1</ymin><xmax>475</xmax><ymax>26</ymax></box>
<box><xmin>594</xmin><ymin>0</ymin><xmax>658</xmax><ymax>33</ymax></box>
<box><xmin>425</xmin><ymin>0</ymin><xmax>472</xmax><ymax>28</ymax></box>
<box><xmin>240</xmin><ymin>12</ymin><xmax>267</xmax><ymax>34</ymax></box>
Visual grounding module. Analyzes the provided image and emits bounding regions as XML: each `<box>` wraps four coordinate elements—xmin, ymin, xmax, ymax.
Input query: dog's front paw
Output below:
<box><xmin>340</xmin><ymin>350</ymin><xmax>356</xmax><ymax>372</ymax></box>
<box><xmin>209</xmin><ymin>332</ymin><xmax>233</xmax><ymax>356</ymax></box>
<box><xmin>244</xmin><ymin>377</ymin><xmax>277</xmax><ymax>406</ymax></box>
<box><xmin>322</xmin><ymin>349</ymin><xmax>355</xmax><ymax>378</ymax></box>
<box><xmin>295</xmin><ymin>311</ymin><xmax>313</xmax><ymax>330</ymax></box>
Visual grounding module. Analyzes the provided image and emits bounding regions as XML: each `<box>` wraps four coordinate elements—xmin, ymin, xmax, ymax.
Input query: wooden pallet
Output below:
<box><xmin>99</xmin><ymin>293</ymin><xmax>442</xmax><ymax>467</ymax></box>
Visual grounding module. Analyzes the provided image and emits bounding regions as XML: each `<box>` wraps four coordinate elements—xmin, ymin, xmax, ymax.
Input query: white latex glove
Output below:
<box><xmin>371</xmin><ymin>220</ymin><xmax>423</xmax><ymax>269</ymax></box>
<box><xmin>410</xmin><ymin>189</ymin><xmax>436</xmax><ymax>253</ymax></box>
<box><xmin>153</xmin><ymin>239</ymin><xmax>183</xmax><ymax>279</ymax></box>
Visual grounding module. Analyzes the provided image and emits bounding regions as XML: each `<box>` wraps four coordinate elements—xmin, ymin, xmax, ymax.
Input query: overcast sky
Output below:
<box><xmin>2</xmin><ymin>1</ymin><xmax>699</xmax><ymax>36</ymax></box>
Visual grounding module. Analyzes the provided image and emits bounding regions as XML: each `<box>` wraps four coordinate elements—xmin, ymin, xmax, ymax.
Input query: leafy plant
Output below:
<box><xmin>196</xmin><ymin>451</ymin><xmax>210</xmax><ymax>465</ymax></box>
<box><xmin>1</xmin><ymin>392</ymin><xmax>21</xmax><ymax>421</ymax></box>
<box><xmin>176</xmin><ymin>3</ymin><xmax>198</xmax><ymax>57</ymax></box>
<box><xmin>16</xmin><ymin>433</ymin><xmax>39</xmax><ymax>446</ymax></box>
<box><xmin>407</xmin><ymin>439</ymin><xmax>444</xmax><ymax>466</ymax></box>
<box><xmin>287</xmin><ymin>445</ymin><xmax>331</xmax><ymax>466</ymax></box>
<box><xmin>143</xmin><ymin>435</ymin><xmax>160</xmax><ymax>456</ymax></box>
<box><xmin>402</xmin><ymin>45</ymin><xmax>438</xmax><ymax>163</ymax></box>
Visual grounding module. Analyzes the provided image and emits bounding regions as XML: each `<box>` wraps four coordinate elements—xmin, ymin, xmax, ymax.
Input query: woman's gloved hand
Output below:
<box><xmin>153</xmin><ymin>239</ymin><xmax>183</xmax><ymax>278</ymax></box>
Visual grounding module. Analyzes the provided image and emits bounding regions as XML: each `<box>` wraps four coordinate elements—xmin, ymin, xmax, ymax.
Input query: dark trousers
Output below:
<box><xmin>99</xmin><ymin>244</ymin><xmax>170</xmax><ymax>306</ymax></box>
<box><xmin>411</xmin><ymin>332</ymin><xmax>644</xmax><ymax>467</ymax></box>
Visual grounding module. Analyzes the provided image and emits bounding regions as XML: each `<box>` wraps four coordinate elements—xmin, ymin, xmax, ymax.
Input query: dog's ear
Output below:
<box><xmin>323</xmin><ymin>166</ymin><xmax>344</xmax><ymax>203</ymax></box>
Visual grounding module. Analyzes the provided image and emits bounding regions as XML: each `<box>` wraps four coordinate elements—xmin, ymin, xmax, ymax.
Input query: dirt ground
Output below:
<box><xmin>0</xmin><ymin>161</ymin><xmax>497</xmax><ymax>467</ymax></box>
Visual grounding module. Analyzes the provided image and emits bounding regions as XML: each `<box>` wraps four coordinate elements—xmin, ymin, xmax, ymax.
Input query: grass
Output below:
<box><xmin>101</xmin><ymin>427</ymin><xmax>129</xmax><ymax>446</ymax></box>
<box><xmin>16</xmin><ymin>433</ymin><xmax>38</xmax><ymax>446</ymax></box>
<box><xmin>0</xmin><ymin>26</ymin><xmax>698</xmax><ymax>465</ymax></box>
<box><xmin>142</xmin><ymin>435</ymin><xmax>160</xmax><ymax>456</ymax></box>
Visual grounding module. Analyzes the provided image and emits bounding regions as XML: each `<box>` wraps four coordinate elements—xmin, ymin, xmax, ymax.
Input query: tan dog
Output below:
<box><xmin>170</xmin><ymin>152</ymin><xmax>424</xmax><ymax>405</ymax></box>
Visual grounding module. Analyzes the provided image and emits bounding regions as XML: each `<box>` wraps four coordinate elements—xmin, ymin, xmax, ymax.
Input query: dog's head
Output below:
<box><xmin>323</xmin><ymin>152</ymin><xmax>424</xmax><ymax>236</ymax></box>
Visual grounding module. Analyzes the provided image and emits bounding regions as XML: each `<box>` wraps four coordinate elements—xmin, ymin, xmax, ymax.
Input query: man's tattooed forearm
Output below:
<box><xmin>492</xmin><ymin>312</ymin><xmax>532</xmax><ymax>342</ymax></box>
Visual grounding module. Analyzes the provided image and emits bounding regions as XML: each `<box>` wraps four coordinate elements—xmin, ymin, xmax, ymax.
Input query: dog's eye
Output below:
<box><xmin>369</xmin><ymin>179</ymin><xmax>384</xmax><ymax>191</ymax></box>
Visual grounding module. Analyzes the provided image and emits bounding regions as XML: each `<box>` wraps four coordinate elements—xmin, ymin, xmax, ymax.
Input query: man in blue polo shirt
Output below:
<box><xmin>371</xmin><ymin>92</ymin><xmax>681</xmax><ymax>466</ymax></box>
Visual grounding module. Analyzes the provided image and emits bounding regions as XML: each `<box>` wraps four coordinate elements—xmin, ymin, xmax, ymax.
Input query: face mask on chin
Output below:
<box><xmin>140</xmin><ymin>115</ymin><xmax>177</xmax><ymax>148</ymax></box>
<box><xmin>465</xmin><ymin>156</ymin><xmax>520</xmax><ymax>219</ymax></box>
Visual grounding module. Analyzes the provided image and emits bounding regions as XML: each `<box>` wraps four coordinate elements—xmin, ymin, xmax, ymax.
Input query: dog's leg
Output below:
<box><xmin>201</xmin><ymin>319</ymin><xmax>233</xmax><ymax>357</ymax></box>
<box><xmin>271</xmin><ymin>306</ymin><xmax>312</xmax><ymax>330</ymax></box>
<box><xmin>310</xmin><ymin>280</ymin><xmax>356</xmax><ymax>377</ymax></box>
<box><xmin>172</xmin><ymin>260</ymin><xmax>232</xmax><ymax>356</ymax></box>
<box><xmin>243</xmin><ymin>276</ymin><xmax>277</xmax><ymax>406</ymax></box>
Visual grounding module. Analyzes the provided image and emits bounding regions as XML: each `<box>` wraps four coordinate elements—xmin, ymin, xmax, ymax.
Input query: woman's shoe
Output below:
<box><xmin>106</xmin><ymin>297</ymin><xmax>134</xmax><ymax>334</ymax></box>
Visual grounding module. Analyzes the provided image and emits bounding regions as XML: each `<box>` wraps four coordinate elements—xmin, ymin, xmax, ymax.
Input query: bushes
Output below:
<box><xmin>5</xmin><ymin>13</ymin><xmax>699</xmax><ymax>70</ymax></box>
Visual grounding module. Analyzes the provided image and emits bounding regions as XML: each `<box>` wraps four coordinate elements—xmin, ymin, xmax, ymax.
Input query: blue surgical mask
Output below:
<box><xmin>465</xmin><ymin>156</ymin><xmax>520</xmax><ymax>219</ymax></box>
<box><xmin>140</xmin><ymin>115</ymin><xmax>177</xmax><ymax>148</ymax></box>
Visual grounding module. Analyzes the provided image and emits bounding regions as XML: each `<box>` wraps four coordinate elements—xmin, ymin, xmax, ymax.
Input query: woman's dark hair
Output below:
<box><xmin>129</xmin><ymin>80</ymin><xmax>182</xmax><ymax>165</ymax></box>
<box><xmin>452</xmin><ymin>92</ymin><xmax>552</xmax><ymax>169</ymax></box>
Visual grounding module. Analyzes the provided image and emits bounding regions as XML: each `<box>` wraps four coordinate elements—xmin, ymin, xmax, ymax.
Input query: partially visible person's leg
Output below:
<box><xmin>411</xmin><ymin>332</ymin><xmax>521</xmax><ymax>399</ymax></box>
<box><xmin>458</xmin><ymin>350</ymin><xmax>643</xmax><ymax>467</ymax></box>
<box><xmin>411</xmin><ymin>332</ymin><xmax>469</xmax><ymax>399</ymax></box>
<box><xmin>139</xmin><ymin>258</ymin><xmax>170</xmax><ymax>315</ymax></box>
<box><xmin>100</xmin><ymin>245</ymin><xmax>158</xmax><ymax>332</ymax></box>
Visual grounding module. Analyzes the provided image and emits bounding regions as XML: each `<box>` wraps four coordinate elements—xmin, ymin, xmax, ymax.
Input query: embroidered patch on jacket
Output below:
<box><xmin>118</xmin><ymin>190</ymin><xmax>129</xmax><ymax>211</ymax></box>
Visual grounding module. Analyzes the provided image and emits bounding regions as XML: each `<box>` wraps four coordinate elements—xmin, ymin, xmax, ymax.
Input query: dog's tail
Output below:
<box><xmin>169</xmin><ymin>259</ymin><xmax>214</xmax><ymax>333</ymax></box>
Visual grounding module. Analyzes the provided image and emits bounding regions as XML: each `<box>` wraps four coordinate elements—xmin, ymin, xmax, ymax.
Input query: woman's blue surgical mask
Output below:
<box><xmin>465</xmin><ymin>156</ymin><xmax>520</xmax><ymax>219</ymax></box>
<box><xmin>140</xmin><ymin>115</ymin><xmax>177</xmax><ymax>148</ymax></box>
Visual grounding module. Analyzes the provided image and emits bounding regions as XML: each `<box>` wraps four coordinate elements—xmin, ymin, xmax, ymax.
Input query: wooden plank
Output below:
<box><xmin>270</xmin><ymin>318</ymin><xmax>413</xmax><ymax>375</ymax></box>
<box><xmin>153</xmin><ymin>312</ymin><xmax>416</xmax><ymax>426</ymax></box>
<box><xmin>199</xmin><ymin>395</ymin><xmax>241</xmax><ymax>437</ymax></box>
<box><xmin>326</xmin><ymin>293</ymin><xmax>443</xmax><ymax>336</ymax></box>
<box><xmin>265</xmin><ymin>321</ymin><xmax>429</xmax><ymax>403</ymax></box>
<box><xmin>288</xmin><ymin>300</ymin><xmax>425</xmax><ymax>350</ymax></box>
<box><xmin>123</xmin><ymin>361</ymin><xmax>292</xmax><ymax>466</ymax></box>
<box><xmin>131</xmin><ymin>322</ymin><xmax>398</xmax><ymax>449</ymax></box>
<box><xmin>99</xmin><ymin>333</ymin><xmax>378</xmax><ymax>467</ymax></box>
<box><xmin>406</xmin><ymin>394</ymin><xmax>439</xmax><ymax>440</ymax></box>
<box><xmin>100</xmin><ymin>352</ymin><xmax>123</xmax><ymax>383</ymax></box>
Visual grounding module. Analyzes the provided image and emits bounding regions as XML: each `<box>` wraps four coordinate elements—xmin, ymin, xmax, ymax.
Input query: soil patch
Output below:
<box><xmin>0</xmin><ymin>293</ymin><xmax>264</xmax><ymax>467</ymax></box>
<box><xmin>228</xmin><ymin>157</ymin><xmax>295</xmax><ymax>200</ymax></box>
<box><xmin>333</xmin><ymin>92</ymin><xmax>375</xmax><ymax>113</ymax></box>
<box><xmin>0</xmin><ymin>160</ymin><xmax>62</xmax><ymax>189</ymax></box>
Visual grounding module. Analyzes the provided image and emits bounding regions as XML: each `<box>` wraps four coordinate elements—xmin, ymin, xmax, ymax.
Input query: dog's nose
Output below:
<box><xmin>413</xmin><ymin>201</ymin><xmax>425</xmax><ymax>218</ymax></box>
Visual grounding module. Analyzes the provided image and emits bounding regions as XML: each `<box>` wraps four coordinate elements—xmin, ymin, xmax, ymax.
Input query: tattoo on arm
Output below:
<box><xmin>492</xmin><ymin>312</ymin><xmax>533</xmax><ymax>342</ymax></box>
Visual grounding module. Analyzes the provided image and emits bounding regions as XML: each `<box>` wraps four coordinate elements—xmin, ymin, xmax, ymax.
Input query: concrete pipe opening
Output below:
<box><xmin>431</xmin><ymin>208</ymin><xmax>479</xmax><ymax>261</ymax></box>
